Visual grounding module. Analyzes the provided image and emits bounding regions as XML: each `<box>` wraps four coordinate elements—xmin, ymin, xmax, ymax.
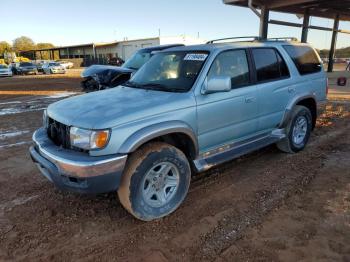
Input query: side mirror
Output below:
<box><xmin>203</xmin><ymin>76</ymin><xmax>232</xmax><ymax>94</ymax></box>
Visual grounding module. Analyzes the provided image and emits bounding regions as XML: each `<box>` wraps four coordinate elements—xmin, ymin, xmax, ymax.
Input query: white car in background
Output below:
<box><xmin>42</xmin><ymin>62</ymin><xmax>66</xmax><ymax>74</ymax></box>
<box><xmin>56</xmin><ymin>60</ymin><xmax>74</xmax><ymax>69</ymax></box>
<box><xmin>0</xmin><ymin>64</ymin><xmax>13</xmax><ymax>77</ymax></box>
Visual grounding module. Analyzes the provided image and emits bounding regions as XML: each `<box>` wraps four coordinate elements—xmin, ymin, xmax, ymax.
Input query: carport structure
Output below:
<box><xmin>223</xmin><ymin>0</ymin><xmax>350</xmax><ymax>72</ymax></box>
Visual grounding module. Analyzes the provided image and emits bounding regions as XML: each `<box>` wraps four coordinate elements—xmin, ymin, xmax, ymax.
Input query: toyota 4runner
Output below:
<box><xmin>30</xmin><ymin>38</ymin><xmax>327</xmax><ymax>221</ymax></box>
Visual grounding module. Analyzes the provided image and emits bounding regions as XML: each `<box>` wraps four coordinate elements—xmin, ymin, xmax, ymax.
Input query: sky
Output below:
<box><xmin>2</xmin><ymin>0</ymin><xmax>350</xmax><ymax>50</ymax></box>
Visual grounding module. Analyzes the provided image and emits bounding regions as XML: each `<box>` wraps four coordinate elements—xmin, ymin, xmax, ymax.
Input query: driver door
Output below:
<box><xmin>196</xmin><ymin>49</ymin><xmax>259</xmax><ymax>153</ymax></box>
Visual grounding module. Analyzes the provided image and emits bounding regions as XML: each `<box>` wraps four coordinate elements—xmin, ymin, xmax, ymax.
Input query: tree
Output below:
<box><xmin>0</xmin><ymin>41</ymin><xmax>11</xmax><ymax>57</ymax></box>
<box><xmin>36</xmin><ymin>42</ymin><xmax>54</xmax><ymax>49</ymax></box>
<box><xmin>12</xmin><ymin>36</ymin><xmax>35</xmax><ymax>52</ymax></box>
<box><xmin>36</xmin><ymin>42</ymin><xmax>55</xmax><ymax>60</ymax></box>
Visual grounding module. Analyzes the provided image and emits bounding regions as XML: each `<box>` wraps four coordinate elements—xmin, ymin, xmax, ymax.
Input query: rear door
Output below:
<box><xmin>251</xmin><ymin>47</ymin><xmax>292</xmax><ymax>133</ymax></box>
<box><xmin>283</xmin><ymin>45</ymin><xmax>327</xmax><ymax>102</ymax></box>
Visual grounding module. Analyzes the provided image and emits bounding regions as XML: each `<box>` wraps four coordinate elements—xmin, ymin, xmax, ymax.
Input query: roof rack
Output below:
<box><xmin>206</xmin><ymin>36</ymin><xmax>260</xmax><ymax>44</ymax></box>
<box><xmin>263</xmin><ymin>37</ymin><xmax>299</xmax><ymax>42</ymax></box>
<box><xmin>206</xmin><ymin>36</ymin><xmax>299</xmax><ymax>44</ymax></box>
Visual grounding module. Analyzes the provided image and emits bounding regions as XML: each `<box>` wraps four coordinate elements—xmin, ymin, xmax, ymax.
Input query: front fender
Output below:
<box><xmin>118</xmin><ymin>121</ymin><xmax>198</xmax><ymax>155</ymax></box>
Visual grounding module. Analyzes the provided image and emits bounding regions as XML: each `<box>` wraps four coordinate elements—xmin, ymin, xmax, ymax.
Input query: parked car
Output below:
<box><xmin>13</xmin><ymin>62</ymin><xmax>38</xmax><ymax>75</ymax></box>
<box><xmin>0</xmin><ymin>64</ymin><xmax>13</xmax><ymax>77</ymax></box>
<box><xmin>35</xmin><ymin>60</ymin><xmax>50</xmax><ymax>72</ymax></box>
<box><xmin>42</xmin><ymin>62</ymin><xmax>66</xmax><ymax>74</ymax></box>
<box><xmin>81</xmin><ymin>44</ymin><xmax>184</xmax><ymax>92</ymax></box>
<box><xmin>108</xmin><ymin>56</ymin><xmax>124</xmax><ymax>66</ymax></box>
<box><xmin>56</xmin><ymin>60</ymin><xmax>74</xmax><ymax>69</ymax></box>
<box><xmin>30</xmin><ymin>38</ymin><xmax>327</xmax><ymax>221</ymax></box>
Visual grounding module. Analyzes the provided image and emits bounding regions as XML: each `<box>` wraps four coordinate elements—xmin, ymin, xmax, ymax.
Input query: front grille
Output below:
<box><xmin>47</xmin><ymin>118</ymin><xmax>71</xmax><ymax>148</ymax></box>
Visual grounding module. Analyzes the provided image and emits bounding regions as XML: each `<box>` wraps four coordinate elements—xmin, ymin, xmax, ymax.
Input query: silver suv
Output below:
<box><xmin>30</xmin><ymin>38</ymin><xmax>327</xmax><ymax>221</ymax></box>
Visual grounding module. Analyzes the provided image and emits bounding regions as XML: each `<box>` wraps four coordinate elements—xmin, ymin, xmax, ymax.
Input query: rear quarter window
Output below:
<box><xmin>283</xmin><ymin>45</ymin><xmax>321</xmax><ymax>75</ymax></box>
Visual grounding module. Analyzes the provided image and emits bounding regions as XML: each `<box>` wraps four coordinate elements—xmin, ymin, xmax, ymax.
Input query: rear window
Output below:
<box><xmin>283</xmin><ymin>45</ymin><xmax>321</xmax><ymax>75</ymax></box>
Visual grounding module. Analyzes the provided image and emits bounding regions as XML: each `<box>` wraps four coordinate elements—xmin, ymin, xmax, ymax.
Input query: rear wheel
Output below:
<box><xmin>277</xmin><ymin>105</ymin><xmax>312</xmax><ymax>153</ymax></box>
<box><xmin>118</xmin><ymin>142</ymin><xmax>191</xmax><ymax>221</ymax></box>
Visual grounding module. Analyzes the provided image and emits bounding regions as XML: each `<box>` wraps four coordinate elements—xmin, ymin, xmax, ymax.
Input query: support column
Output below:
<box><xmin>328</xmin><ymin>14</ymin><xmax>340</xmax><ymax>73</ymax></box>
<box><xmin>301</xmin><ymin>9</ymin><xmax>310</xmax><ymax>43</ymax></box>
<box><xmin>259</xmin><ymin>6</ymin><xmax>269</xmax><ymax>39</ymax></box>
<box><xmin>67</xmin><ymin>48</ymin><xmax>70</xmax><ymax>59</ymax></box>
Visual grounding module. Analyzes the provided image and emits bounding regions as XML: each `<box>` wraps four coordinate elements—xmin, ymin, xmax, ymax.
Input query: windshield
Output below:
<box><xmin>0</xmin><ymin>65</ymin><xmax>8</xmax><ymax>69</ymax></box>
<box><xmin>49</xmin><ymin>62</ymin><xmax>60</xmax><ymax>66</ymax></box>
<box><xmin>122</xmin><ymin>50</ymin><xmax>152</xmax><ymax>70</ymax></box>
<box><xmin>125</xmin><ymin>51</ymin><xmax>209</xmax><ymax>92</ymax></box>
<box><xmin>20</xmin><ymin>62</ymin><xmax>34</xmax><ymax>67</ymax></box>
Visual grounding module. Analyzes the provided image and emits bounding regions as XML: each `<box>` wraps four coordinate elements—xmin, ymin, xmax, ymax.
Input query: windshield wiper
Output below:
<box><xmin>127</xmin><ymin>66</ymin><xmax>139</xmax><ymax>70</ymax></box>
<box><xmin>124</xmin><ymin>81</ymin><xmax>187</xmax><ymax>92</ymax></box>
<box><xmin>140</xmin><ymin>83</ymin><xmax>188</xmax><ymax>92</ymax></box>
<box><xmin>123</xmin><ymin>81</ymin><xmax>144</xmax><ymax>89</ymax></box>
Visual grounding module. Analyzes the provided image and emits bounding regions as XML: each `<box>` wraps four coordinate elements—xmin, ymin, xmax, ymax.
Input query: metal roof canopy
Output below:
<box><xmin>224</xmin><ymin>0</ymin><xmax>350</xmax><ymax>72</ymax></box>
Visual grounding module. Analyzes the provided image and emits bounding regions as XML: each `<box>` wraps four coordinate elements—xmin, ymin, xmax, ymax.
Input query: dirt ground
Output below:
<box><xmin>0</xmin><ymin>71</ymin><xmax>349</xmax><ymax>261</ymax></box>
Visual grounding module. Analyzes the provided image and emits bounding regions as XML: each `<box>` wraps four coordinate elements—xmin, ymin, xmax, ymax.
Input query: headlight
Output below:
<box><xmin>70</xmin><ymin>127</ymin><xmax>110</xmax><ymax>150</ymax></box>
<box><xmin>42</xmin><ymin>110</ymin><xmax>48</xmax><ymax>128</ymax></box>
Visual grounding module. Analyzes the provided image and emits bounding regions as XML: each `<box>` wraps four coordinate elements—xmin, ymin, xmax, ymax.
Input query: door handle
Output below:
<box><xmin>288</xmin><ymin>86</ymin><xmax>296</xmax><ymax>93</ymax></box>
<box><xmin>245</xmin><ymin>97</ymin><xmax>255</xmax><ymax>103</ymax></box>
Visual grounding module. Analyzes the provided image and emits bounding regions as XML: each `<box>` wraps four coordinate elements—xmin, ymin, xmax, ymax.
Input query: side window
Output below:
<box><xmin>283</xmin><ymin>45</ymin><xmax>321</xmax><ymax>75</ymax></box>
<box><xmin>252</xmin><ymin>48</ymin><xmax>280</xmax><ymax>82</ymax></box>
<box><xmin>208</xmin><ymin>50</ymin><xmax>250</xmax><ymax>89</ymax></box>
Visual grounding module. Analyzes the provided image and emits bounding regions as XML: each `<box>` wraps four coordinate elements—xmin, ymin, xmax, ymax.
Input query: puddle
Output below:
<box><xmin>0</xmin><ymin>91</ymin><xmax>78</xmax><ymax>116</ymax></box>
<box><xmin>0</xmin><ymin>130</ymin><xmax>30</xmax><ymax>139</ymax></box>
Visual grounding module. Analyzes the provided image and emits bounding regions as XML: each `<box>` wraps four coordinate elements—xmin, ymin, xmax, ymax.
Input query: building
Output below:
<box><xmin>20</xmin><ymin>35</ymin><xmax>205</xmax><ymax>66</ymax></box>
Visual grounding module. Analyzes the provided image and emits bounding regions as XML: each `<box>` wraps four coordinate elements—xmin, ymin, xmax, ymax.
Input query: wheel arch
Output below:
<box><xmin>118</xmin><ymin>121</ymin><xmax>199</xmax><ymax>160</ymax></box>
<box><xmin>280</xmin><ymin>94</ymin><xmax>317</xmax><ymax>129</ymax></box>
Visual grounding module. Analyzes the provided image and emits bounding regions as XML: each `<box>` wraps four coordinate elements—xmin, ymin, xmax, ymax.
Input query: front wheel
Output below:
<box><xmin>277</xmin><ymin>105</ymin><xmax>312</xmax><ymax>153</ymax></box>
<box><xmin>118</xmin><ymin>142</ymin><xmax>191</xmax><ymax>221</ymax></box>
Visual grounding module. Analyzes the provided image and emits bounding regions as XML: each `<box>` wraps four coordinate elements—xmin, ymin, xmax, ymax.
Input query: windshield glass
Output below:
<box><xmin>125</xmin><ymin>51</ymin><xmax>209</xmax><ymax>92</ymax></box>
<box><xmin>122</xmin><ymin>50</ymin><xmax>152</xmax><ymax>70</ymax></box>
<box><xmin>49</xmin><ymin>62</ymin><xmax>60</xmax><ymax>66</ymax></box>
<box><xmin>0</xmin><ymin>64</ymin><xmax>8</xmax><ymax>69</ymax></box>
<box><xmin>20</xmin><ymin>62</ymin><xmax>34</xmax><ymax>67</ymax></box>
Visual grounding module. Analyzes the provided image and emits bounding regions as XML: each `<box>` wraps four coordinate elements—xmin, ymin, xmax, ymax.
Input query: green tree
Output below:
<box><xmin>12</xmin><ymin>36</ymin><xmax>35</xmax><ymax>52</ymax></box>
<box><xmin>36</xmin><ymin>42</ymin><xmax>55</xmax><ymax>60</ymax></box>
<box><xmin>0</xmin><ymin>41</ymin><xmax>11</xmax><ymax>57</ymax></box>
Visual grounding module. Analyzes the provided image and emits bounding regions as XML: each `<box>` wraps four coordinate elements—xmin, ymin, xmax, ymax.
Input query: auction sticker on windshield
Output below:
<box><xmin>184</xmin><ymin>53</ymin><xmax>208</xmax><ymax>61</ymax></box>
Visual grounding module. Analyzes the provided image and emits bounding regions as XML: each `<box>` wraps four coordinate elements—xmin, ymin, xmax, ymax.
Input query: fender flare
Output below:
<box><xmin>118</xmin><ymin>121</ymin><xmax>199</xmax><ymax>156</ymax></box>
<box><xmin>279</xmin><ymin>93</ymin><xmax>317</xmax><ymax>128</ymax></box>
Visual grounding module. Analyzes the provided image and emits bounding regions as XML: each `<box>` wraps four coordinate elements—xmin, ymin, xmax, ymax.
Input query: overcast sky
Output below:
<box><xmin>2</xmin><ymin>0</ymin><xmax>350</xmax><ymax>50</ymax></box>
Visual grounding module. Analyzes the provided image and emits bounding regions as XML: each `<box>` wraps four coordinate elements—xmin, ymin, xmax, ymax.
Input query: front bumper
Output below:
<box><xmin>51</xmin><ymin>69</ymin><xmax>65</xmax><ymax>74</ymax></box>
<box><xmin>0</xmin><ymin>72</ymin><xmax>12</xmax><ymax>76</ymax></box>
<box><xmin>29</xmin><ymin>128</ymin><xmax>127</xmax><ymax>194</ymax></box>
<box><xmin>19</xmin><ymin>69</ymin><xmax>37</xmax><ymax>74</ymax></box>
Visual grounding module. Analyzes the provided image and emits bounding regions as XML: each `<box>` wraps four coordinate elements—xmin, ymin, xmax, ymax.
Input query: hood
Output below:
<box><xmin>81</xmin><ymin>65</ymin><xmax>134</xmax><ymax>78</ymax></box>
<box><xmin>20</xmin><ymin>66</ymin><xmax>36</xmax><ymax>69</ymax></box>
<box><xmin>47</xmin><ymin>86</ymin><xmax>195</xmax><ymax>129</ymax></box>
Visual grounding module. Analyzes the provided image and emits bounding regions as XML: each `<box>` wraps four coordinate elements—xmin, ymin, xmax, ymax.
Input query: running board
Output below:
<box><xmin>193</xmin><ymin>129</ymin><xmax>285</xmax><ymax>172</ymax></box>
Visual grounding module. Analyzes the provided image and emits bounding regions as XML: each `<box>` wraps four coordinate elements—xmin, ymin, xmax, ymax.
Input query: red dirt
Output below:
<box><xmin>0</xmin><ymin>73</ymin><xmax>349</xmax><ymax>261</ymax></box>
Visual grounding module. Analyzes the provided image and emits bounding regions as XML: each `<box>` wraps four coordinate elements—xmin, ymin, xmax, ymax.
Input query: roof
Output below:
<box><xmin>163</xmin><ymin>39</ymin><xmax>309</xmax><ymax>52</ymax></box>
<box><xmin>224</xmin><ymin>0</ymin><xmax>350</xmax><ymax>21</ymax></box>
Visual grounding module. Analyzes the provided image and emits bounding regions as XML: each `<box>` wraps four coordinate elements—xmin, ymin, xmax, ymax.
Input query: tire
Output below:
<box><xmin>118</xmin><ymin>142</ymin><xmax>191</xmax><ymax>221</ymax></box>
<box><xmin>277</xmin><ymin>105</ymin><xmax>312</xmax><ymax>153</ymax></box>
